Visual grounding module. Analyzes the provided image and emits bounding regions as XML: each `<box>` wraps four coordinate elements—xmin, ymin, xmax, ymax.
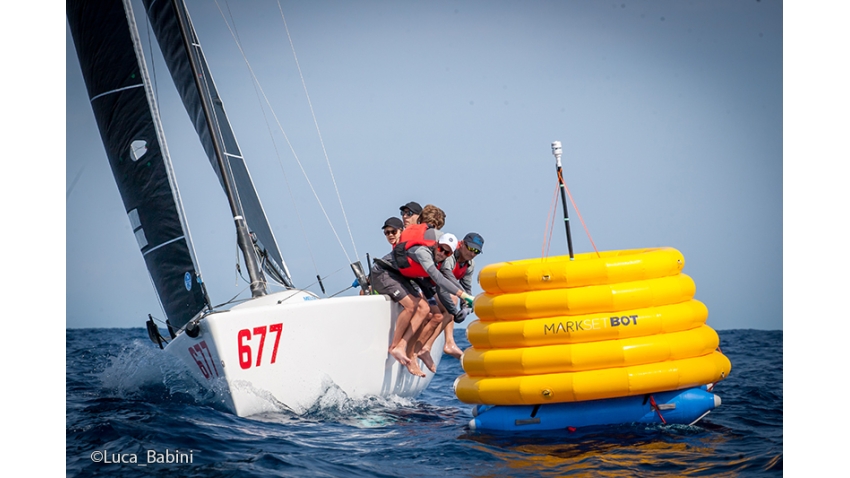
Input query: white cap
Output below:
<box><xmin>438</xmin><ymin>233</ymin><xmax>458</xmax><ymax>252</ymax></box>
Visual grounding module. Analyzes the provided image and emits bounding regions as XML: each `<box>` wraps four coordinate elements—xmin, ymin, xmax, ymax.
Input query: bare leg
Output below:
<box><xmin>442</xmin><ymin>321</ymin><xmax>464</xmax><ymax>359</ymax></box>
<box><xmin>404</xmin><ymin>299</ymin><xmax>432</xmax><ymax>361</ymax></box>
<box><xmin>414</xmin><ymin>306</ymin><xmax>443</xmax><ymax>373</ymax></box>
<box><xmin>393</xmin><ymin>297</ymin><xmax>430</xmax><ymax>375</ymax></box>
<box><xmin>389</xmin><ymin>296</ymin><xmax>416</xmax><ymax>352</ymax></box>
<box><xmin>422</xmin><ymin>312</ymin><xmax>459</xmax><ymax>361</ymax></box>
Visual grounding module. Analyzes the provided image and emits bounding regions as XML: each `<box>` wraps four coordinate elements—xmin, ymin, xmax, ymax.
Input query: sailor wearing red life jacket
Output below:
<box><xmin>386</xmin><ymin>228</ymin><xmax>473</xmax><ymax>373</ymax></box>
<box><xmin>369</xmin><ymin>216</ymin><xmax>434</xmax><ymax>371</ymax></box>
<box><xmin>424</xmin><ymin>232</ymin><xmax>484</xmax><ymax>359</ymax></box>
<box><xmin>390</xmin><ymin>226</ymin><xmax>472</xmax><ymax>310</ymax></box>
<box><xmin>441</xmin><ymin>232</ymin><xmax>484</xmax><ymax>296</ymax></box>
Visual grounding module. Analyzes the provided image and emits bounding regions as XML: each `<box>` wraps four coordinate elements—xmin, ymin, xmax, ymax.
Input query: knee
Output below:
<box><xmin>401</xmin><ymin>301</ymin><xmax>418</xmax><ymax>314</ymax></box>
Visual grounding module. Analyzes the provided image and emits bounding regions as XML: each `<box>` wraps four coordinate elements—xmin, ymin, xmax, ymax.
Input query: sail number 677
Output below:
<box><xmin>237</xmin><ymin>323</ymin><xmax>283</xmax><ymax>370</ymax></box>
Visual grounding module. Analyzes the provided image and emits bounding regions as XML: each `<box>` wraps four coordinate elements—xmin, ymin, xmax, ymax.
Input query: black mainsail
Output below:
<box><xmin>143</xmin><ymin>0</ymin><xmax>293</xmax><ymax>289</ymax></box>
<box><xmin>67</xmin><ymin>0</ymin><xmax>210</xmax><ymax>330</ymax></box>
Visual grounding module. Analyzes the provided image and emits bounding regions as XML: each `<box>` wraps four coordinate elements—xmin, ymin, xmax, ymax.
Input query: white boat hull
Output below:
<box><xmin>164</xmin><ymin>290</ymin><xmax>444</xmax><ymax>417</ymax></box>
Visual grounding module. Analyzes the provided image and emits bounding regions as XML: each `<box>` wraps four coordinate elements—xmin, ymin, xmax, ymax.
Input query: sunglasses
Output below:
<box><xmin>401</xmin><ymin>210</ymin><xmax>416</xmax><ymax>217</ymax></box>
<box><xmin>438</xmin><ymin>246</ymin><xmax>453</xmax><ymax>255</ymax></box>
<box><xmin>383</xmin><ymin>228</ymin><xmax>399</xmax><ymax>236</ymax></box>
<box><xmin>466</xmin><ymin>245</ymin><xmax>481</xmax><ymax>255</ymax></box>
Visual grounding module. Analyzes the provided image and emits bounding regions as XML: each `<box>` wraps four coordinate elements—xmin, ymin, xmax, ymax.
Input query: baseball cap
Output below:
<box><xmin>463</xmin><ymin>232</ymin><xmax>484</xmax><ymax>253</ymax></box>
<box><xmin>399</xmin><ymin>201</ymin><xmax>423</xmax><ymax>215</ymax></box>
<box><xmin>438</xmin><ymin>233</ymin><xmax>458</xmax><ymax>252</ymax></box>
<box><xmin>382</xmin><ymin>217</ymin><xmax>404</xmax><ymax>230</ymax></box>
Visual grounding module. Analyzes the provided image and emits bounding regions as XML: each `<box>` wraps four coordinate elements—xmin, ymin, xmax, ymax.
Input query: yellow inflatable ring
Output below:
<box><xmin>454</xmin><ymin>351</ymin><xmax>732</xmax><ymax>405</ymax></box>
<box><xmin>466</xmin><ymin>299</ymin><xmax>708</xmax><ymax>349</ymax></box>
<box><xmin>474</xmin><ymin>274</ymin><xmax>696</xmax><ymax>321</ymax></box>
<box><xmin>478</xmin><ymin>247</ymin><xmax>685</xmax><ymax>294</ymax></box>
<box><xmin>461</xmin><ymin>324</ymin><xmax>719</xmax><ymax>377</ymax></box>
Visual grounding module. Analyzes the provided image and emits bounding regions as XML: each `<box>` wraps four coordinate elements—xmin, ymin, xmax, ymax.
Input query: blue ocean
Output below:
<box><xmin>66</xmin><ymin>328</ymin><xmax>782</xmax><ymax>476</ymax></box>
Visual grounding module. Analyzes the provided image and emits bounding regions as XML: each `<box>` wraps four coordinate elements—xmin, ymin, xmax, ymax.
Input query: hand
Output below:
<box><xmin>460</xmin><ymin>292</ymin><xmax>475</xmax><ymax>309</ymax></box>
<box><xmin>454</xmin><ymin>308</ymin><xmax>472</xmax><ymax>323</ymax></box>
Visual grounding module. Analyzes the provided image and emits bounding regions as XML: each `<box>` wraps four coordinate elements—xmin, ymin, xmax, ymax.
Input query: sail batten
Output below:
<box><xmin>90</xmin><ymin>83</ymin><xmax>144</xmax><ymax>102</ymax></box>
<box><xmin>143</xmin><ymin>236</ymin><xmax>187</xmax><ymax>256</ymax></box>
<box><xmin>67</xmin><ymin>0</ymin><xmax>210</xmax><ymax>330</ymax></box>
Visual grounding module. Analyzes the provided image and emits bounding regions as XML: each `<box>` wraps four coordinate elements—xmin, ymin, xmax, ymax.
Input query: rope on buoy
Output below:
<box><xmin>558</xmin><ymin>168</ymin><xmax>600</xmax><ymax>257</ymax></box>
<box><xmin>542</xmin><ymin>183</ymin><xmax>560</xmax><ymax>260</ymax></box>
<box><xmin>649</xmin><ymin>395</ymin><xmax>667</xmax><ymax>424</ymax></box>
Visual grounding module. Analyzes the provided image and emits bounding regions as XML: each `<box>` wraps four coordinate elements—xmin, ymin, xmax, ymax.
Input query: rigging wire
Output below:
<box><xmin>276</xmin><ymin>0</ymin><xmax>360</xmax><ymax>262</ymax></box>
<box><xmin>542</xmin><ymin>183</ymin><xmax>559</xmax><ymax>260</ymax></box>
<box><xmin>212</xmin><ymin>0</ymin><xmax>355</xmax><ymax>265</ymax></box>
<box><xmin>557</xmin><ymin>169</ymin><xmax>600</xmax><ymax>257</ymax></box>
<box><xmin>541</xmin><ymin>173</ymin><xmax>600</xmax><ymax>258</ymax></box>
<box><xmin>220</xmin><ymin>1</ymin><xmax>321</xmax><ymax>280</ymax></box>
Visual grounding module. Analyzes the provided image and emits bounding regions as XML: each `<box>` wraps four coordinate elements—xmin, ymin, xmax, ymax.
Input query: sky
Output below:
<box><xmin>63</xmin><ymin>0</ymin><xmax>785</xmax><ymax>331</ymax></box>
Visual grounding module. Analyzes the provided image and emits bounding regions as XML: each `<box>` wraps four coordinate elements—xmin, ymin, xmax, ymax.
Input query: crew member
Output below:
<box><xmin>428</xmin><ymin>232</ymin><xmax>484</xmax><ymax>359</ymax></box>
<box><xmin>400</xmin><ymin>201</ymin><xmax>423</xmax><ymax>228</ymax></box>
<box><xmin>390</xmin><ymin>226</ymin><xmax>472</xmax><ymax>375</ymax></box>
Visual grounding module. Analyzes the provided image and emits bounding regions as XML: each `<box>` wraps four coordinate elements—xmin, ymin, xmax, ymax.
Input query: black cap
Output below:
<box><xmin>463</xmin><ymin>232</ymin><xmax>484</xmax><ymax>253</ymax></box>
<box><xmin>399</xmin><ymin>201</ymin><xmax>423</xmax><ymax>215</ymax></box>
<box><xmin>382</xmin><ymin>217</ymin><xmax>404</xmax><ymax>230</ymax></box>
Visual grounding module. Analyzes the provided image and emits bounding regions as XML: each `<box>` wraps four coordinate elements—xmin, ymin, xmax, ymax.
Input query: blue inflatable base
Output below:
<box><xmin>469</xmin><ymin>386</ymin><xmax>720</xmax><ymax>432</ymax></box>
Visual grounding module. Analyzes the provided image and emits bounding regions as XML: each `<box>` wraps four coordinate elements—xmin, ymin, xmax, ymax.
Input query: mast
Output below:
<box><xmin>143</xmin><ymin>0</ymin><xmax>295</xmax><ymax>292</ymax></box>
<box><xmin>168</xmin><ymin>0</ymin><xmax>266</xmax><ymax>297</ymax></box>
<box><xmin>551</xmin><ymin>141</ymin><xmax>575</xmax><ymax>259</ymax></box>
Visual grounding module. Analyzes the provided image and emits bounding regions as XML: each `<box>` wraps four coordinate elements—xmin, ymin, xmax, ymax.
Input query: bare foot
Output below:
<box><xmin>405</xmin><ymin>358</ymin><xmax>426</xmax><ymax>377</ymax></box>
<box><xmin>443</xmin><ymin>344</ymin><xmax>463</xmax><ymax>359</ymax></box>
<box><xmin>389</xmin><ymin>346</ymin><xmax>410</xmax><ymax>366</ymax></box>
<box><xmin>417</xmin><ymin>348</ymin><xmax>437</xmax><ymax>373</ymax></box>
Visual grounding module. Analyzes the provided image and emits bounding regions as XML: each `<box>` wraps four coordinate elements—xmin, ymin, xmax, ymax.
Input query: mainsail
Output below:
<box><xmin>67</xmin><ymin>0</ymin><xmax>210</xmax><ymax>330</ymax></box>
<box><xmin>142</xmin><ymin>0</ymin><xmax>293</xmax><ymax>288</ymax></box>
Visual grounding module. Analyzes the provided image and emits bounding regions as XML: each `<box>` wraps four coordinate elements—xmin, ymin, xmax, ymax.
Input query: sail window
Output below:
<box><xmin>130</xmin><ymin>140</ymin><xmax>148</xmax><ymax>161</ymax></box>
<box><xmin>128</xmin><ymin>209</ymin><xmax>148</xmax><ymax>249</ymax></box>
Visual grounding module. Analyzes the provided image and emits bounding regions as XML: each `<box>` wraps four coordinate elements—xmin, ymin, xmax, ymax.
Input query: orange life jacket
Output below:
<box><xmin>392</xmin><ymin>223</ymin><xmax>436</xmax><ymax>278</ymax></box>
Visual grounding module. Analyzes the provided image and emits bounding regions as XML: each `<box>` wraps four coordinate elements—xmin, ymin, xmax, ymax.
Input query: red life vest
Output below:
<box><xmin>392</xmin><ymin>223</ymin><xmax>436</xmax><ymax>278</ymax></box>
<box><xmin>452</xmin><ymin>260</ymin><xmax>470</xmax><ymax>280</ymax></box>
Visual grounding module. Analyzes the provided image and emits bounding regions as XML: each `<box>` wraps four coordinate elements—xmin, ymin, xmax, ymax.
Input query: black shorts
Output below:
<box><xmin>371</xmin><ymin>263</ymin><xmax>420</xmax><ymax>303</ymax></box>
<box><xmin>413</xmin><ymin>278</ymin><xmax>437</xmax><ymax>300</ymax></box>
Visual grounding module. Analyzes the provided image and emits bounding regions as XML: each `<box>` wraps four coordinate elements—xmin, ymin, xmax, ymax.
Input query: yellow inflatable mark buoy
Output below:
<box><xmin>462</xmin><ymin>324</ymin><xmax>719</xmax><ymax>377</ymax></box>
<box><xmin>466</xmin><ymin>299</ymin><xmax>708</xmax><ymax>349</ymax></box>
<box><xmin>454</xmin><ymin>352</ymin><xmax>732</xmax><ymax>405</ymax></box>
<box><xmin>474</xmin><ymin>274</ymin><xmax>696</xmax><ymax>321</ymax></box>
<box><xmin>478</xmin><ymin>247</ymin><xmax>685</xmax><ymax>294</ymax></box>
<box><xmin>456</xmin><ymin>247</ymin><xmax>732</xmax><ymax>407</ymax></box>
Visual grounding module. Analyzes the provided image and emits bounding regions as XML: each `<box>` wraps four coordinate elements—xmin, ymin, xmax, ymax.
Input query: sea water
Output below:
<box><xmin>66</xmin><ymin>328</ymin><xmax>782</xmax><ymax>476</ymax></box>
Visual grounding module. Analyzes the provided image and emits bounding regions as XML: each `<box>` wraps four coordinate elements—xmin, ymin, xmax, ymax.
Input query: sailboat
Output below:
<box><xmin>66</xmin><ymin>0</ymin><xmax>443</xmax><ymax>417</ymax></box>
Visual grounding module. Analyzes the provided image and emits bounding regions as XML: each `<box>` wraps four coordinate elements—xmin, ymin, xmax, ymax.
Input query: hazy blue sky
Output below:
<box><xmin>65</xmin><ymin>0</ymin><xmax>783</xmax><ymax>330</ymax></box>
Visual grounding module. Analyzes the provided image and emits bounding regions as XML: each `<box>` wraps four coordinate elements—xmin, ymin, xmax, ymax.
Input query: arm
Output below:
<box><xmin>411</xmin><ymin>246</ymin><xmax>464</xmax><ymax>296</ymax></box>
